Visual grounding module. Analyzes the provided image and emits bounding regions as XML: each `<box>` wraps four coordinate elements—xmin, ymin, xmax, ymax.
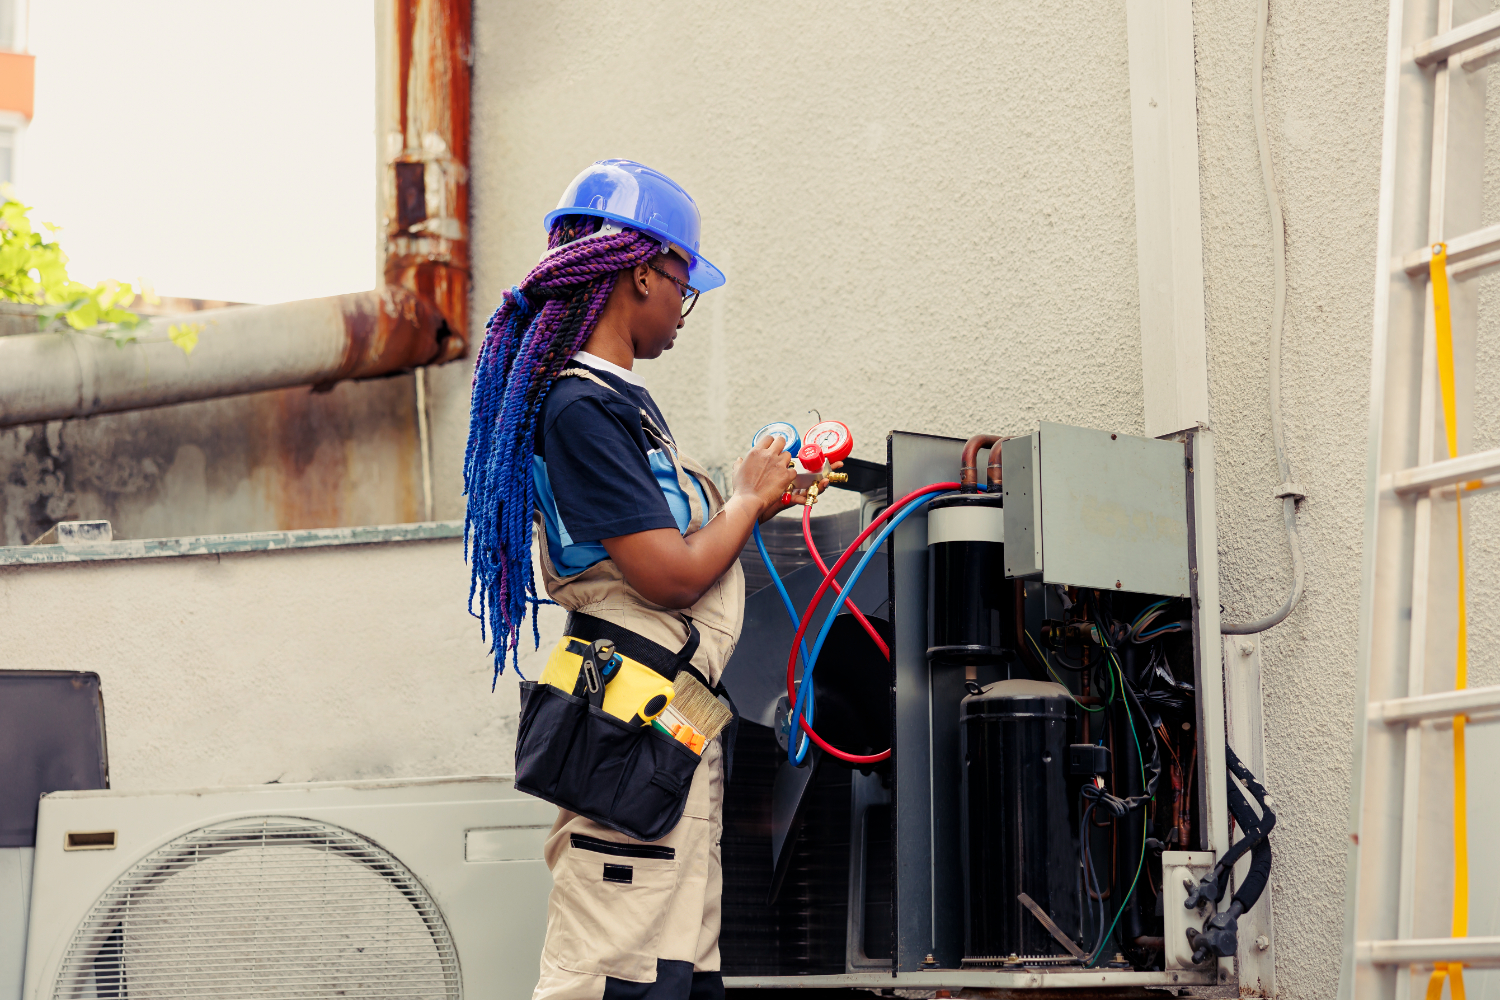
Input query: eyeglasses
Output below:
<box><xmin>646</xmin><ymin>261</ymin><xmax>701</xmax><ymax>319</ymax></box>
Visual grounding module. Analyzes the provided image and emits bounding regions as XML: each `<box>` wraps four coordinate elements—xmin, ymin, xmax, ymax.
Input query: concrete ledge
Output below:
<box><xmin>723</xmin><ymin>969</ymin><xmax>1219</xmax><ymax>989</ymax></box>
<box><xmin>0</xmin><ymin>520</ymin><xmax>464</xmax><ymax>567</ymax></box>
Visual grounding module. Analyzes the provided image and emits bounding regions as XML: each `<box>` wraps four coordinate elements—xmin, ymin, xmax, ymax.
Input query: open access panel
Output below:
<box><xmin>718</xmin><ymin>425</ymin><xmax>1244</xmax><ymax>993</ymax></box>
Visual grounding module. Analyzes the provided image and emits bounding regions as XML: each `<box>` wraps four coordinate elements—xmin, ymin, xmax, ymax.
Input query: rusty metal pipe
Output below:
<box><xmin>0</xmin><ymin>0</ymin><xmax>474</xmax><ymax>431</ymax></box>
<box><xmin>381</xmin><ymin>0</ymin><xmax>471</xmax><ymax>360</ymax></box>
<box><xmin>0</xmin><ymin>287</ymin><xmax>451</xmax><ymax>429</ymax></box>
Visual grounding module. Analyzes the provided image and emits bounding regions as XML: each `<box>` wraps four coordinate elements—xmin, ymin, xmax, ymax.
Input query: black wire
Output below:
<box><xmin>1081</xmin><ymin>606</ymin><xmax>1162</xmax><ymax>815</ymax></box>
<box><xmin>1078</xmin><ymin>801</ymin><xmax>1091</xmax><ymax>945</ymax></box>
<box><xmin>1049</xmin><ymin>644</ymin><xmax>1092</xmax><ymax>671</ymax></box>
<box><xmin>1079</xmin><ymin>797</ymin><xmax>1105</xmax><ymax>951</ymax></box>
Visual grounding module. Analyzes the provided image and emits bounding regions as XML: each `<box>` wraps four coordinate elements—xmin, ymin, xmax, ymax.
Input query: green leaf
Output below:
<box><xmin>168</xmin><ymin>321</ymin><xmax>201</xmax><ymax>356</ymax></box>
<box><xmin>0</xmin><ymin>196</ymin><xmax>151</xmax><ymax>342</ymax></box>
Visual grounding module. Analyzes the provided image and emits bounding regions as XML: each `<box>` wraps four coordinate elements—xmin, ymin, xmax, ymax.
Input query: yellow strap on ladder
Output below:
<box><xmin>1424</xmin><ymin>243</ymin><xmax>1470</xmax><ymax>1000</ymax></box>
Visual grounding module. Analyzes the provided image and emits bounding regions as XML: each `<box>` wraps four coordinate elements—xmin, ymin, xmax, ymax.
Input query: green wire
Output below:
<box><xmin>1027</xmin><ymin>610</ymin><xmax>1150</xmax><ymax>964</ymax></box>
<box><xmin>1087</xmin><ymin>645</ymin><xmax>1150</xmax><ymax>967</ymax></box>
<box><xmin>1025</xmin><ymin>631</ymin><xmax>1103</xmax><ymax>713</ymax></box>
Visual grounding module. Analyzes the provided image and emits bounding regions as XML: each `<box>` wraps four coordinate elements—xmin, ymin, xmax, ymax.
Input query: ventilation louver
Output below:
<box><xmin>53</xmin><ymin>816</ymin><xmax>461</xmax><ymax>999</ymax></box>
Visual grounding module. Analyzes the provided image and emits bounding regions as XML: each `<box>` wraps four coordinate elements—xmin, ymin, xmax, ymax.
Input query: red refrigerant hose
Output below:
<box><xmin>786</xmin><ymin>481</ymin><xmax>961</xmax><ymax>764</ymax></box>
<box><xmin>801</xmin><ymin>505</ymin><xmax>891</xmax><ymax>660</ymax></box>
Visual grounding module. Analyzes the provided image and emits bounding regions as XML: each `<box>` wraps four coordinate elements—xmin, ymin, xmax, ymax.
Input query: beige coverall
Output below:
<box><xmin>531</xmin><ymin>369</ymin><xmax>745</xmax><ymax>1000</ymax></box>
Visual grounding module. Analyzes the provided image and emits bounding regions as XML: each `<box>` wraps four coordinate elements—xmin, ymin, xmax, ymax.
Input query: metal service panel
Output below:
<box><xmin>887</xmin><ymin>430</ymin><xmax>968</xmax><ymax>971</ymax></box>
<box><xmin>1002</xmin><ymin>423</ymin><xmax>1189</xmax><ymax>598</ymax></box>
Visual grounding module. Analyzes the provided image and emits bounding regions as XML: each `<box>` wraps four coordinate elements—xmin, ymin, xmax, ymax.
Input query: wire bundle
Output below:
<box><xmin>1127</xmin><ymin>598</ymin><xmax>1191</xmax><ymax>643</ymax></box>
<box><xmin>750</xmin><ymin>481</ymin><xmax>1203</xmax><ymax>968</ymax></box>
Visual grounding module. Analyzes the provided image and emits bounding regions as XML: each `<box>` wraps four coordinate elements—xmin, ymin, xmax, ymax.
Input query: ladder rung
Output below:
<box><xmin>1401</xmin><ymin>221</ymin><xmax>1500</xmax><ymax>275</ymax></box>
<box><xmin>1357</xmin><ymin>937</ymin><xmax>1500</xmax><ymax>967</ymax></box>
<box><xmin>1384</xmin><ymin>447</ymin><xmax>1500</xmax><ymax>496</ymax></box>
<box><xmin>1368</xmin><ymin>684</ymin><xmax>1500</xmax><ymax>724</ymax></box>
<box><xmin>1413</xmin><ymin>10</ymin><xmax>1500</xmax><ymax>66</ymax></box>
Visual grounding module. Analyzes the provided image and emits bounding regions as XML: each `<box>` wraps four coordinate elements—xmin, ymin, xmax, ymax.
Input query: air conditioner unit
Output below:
<box><xmin>21</xmin><ymin>775</ymin><xmax>556</xmax><ymax>1000</ymax></box>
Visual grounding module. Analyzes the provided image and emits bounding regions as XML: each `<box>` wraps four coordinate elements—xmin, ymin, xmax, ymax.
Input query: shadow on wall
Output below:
<box><xmin>0</xmin><ymin>375</ymin><xmax>429</xmax><ymax>547</ymax></box>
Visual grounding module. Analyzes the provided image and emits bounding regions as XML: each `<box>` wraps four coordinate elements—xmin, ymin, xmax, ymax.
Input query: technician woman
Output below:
<box><xmin>465</xmin><ymin>160</ymin><xmax>825</xmax><ymax>1000</ymax></box>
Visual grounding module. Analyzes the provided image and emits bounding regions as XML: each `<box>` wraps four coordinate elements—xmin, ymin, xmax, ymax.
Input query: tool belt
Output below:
<box><xmin>515</xmin><ymin>613</ymin><xmax>738</xmax><ymax>842</ymax></box>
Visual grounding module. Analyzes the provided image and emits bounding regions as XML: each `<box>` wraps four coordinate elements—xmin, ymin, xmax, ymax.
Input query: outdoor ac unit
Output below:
<box><xmin>21</xmin><ymin>775</ymin><xmax>556</xmax><ymax>1000</ymax></box>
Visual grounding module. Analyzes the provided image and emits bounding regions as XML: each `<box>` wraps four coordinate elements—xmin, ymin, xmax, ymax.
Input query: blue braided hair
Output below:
<box><xmin>464</xmin><ymin>214</ymin><xmax>667</xmax><ymax>684</ymax></box>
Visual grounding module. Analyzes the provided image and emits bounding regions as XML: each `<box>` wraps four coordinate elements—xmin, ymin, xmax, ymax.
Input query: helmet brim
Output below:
<box><xmin>543</xmin><ymin>207</ymin><xmax>726</xmax><ymax>292</ymax></box>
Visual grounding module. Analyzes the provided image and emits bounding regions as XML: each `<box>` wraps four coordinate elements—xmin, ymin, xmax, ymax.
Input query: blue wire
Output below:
<box><xmin>1137</xmin><ymin>621</ymin><xmax>1191</xmax><ymax>639</ymax></box>
<box><xmin>752</xmin><ymin>523</ymin><xmax>815</xmax><ymax>760</ymax></box>
<box><xmin>786</xmin><ymin>490</ymin><xmax>955</xmax><ymax>765</ymax></box>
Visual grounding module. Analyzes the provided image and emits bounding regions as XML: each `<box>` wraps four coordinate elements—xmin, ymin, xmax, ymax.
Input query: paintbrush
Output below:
<box><xmin>668</xmin><ymin>671</ymin><xmax>733</xmax><ymax>742</ymax></box>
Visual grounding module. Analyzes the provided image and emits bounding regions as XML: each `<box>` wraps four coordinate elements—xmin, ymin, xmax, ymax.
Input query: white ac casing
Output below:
<box><xmin>21</xmin><ymin>775</ymin><xmax>556</xmax><ymax>1000</ymax></box>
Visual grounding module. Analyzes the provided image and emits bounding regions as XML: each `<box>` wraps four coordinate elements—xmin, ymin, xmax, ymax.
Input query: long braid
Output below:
<box><xmin>465</xmin><ymin>215</ymin><xmax>665</xmax><ymax>683</ymax></box>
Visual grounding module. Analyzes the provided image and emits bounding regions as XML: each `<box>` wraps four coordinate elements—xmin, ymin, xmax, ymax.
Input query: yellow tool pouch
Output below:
<box><xmin>515</xmin><ymin>614</ymin><xmax>734</xmax><ymax>842</ymax></box>
<box><xmin>540</xmin><ymin>638</ymin><xmax>676</xmax><ymax>725</ymax></box>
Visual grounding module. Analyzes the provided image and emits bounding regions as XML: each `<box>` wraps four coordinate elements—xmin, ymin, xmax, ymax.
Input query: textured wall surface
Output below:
<box><xmin>3</xmin><ymin>2</ymin><xmax>1497</xmax><ymax>995</ymax></box>
<box><xmin>423</xmin><ymin>2</ymin><xmax>1498</xmax><ymax>996</ymax></box>
<box><xmin>1194</xmin><ymin>2</ymin><xmax>1386</xmax><ymax>997</ymax></box>
<box><xmin>426</xmin><ymin>0</ymin><xmax>1148</xmax><ymax>517</ymax></box>
<box><xmin>0</xmin><ymin>539</ymin><xmax>550</xmax><ymax>789</ymax></box>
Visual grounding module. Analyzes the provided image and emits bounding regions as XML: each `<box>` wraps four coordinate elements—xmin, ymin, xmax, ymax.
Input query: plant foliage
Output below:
<box><xmin>0</xmin><ymin>195</ymin><xmax>165</xmax><ymax>347</ymax></box>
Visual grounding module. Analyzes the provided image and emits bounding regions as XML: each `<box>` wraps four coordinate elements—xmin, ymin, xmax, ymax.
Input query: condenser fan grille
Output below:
<box><xmin>54</xmin><ymin>816</ymin><xmax>460</xmax><ymax>999</ymax></box>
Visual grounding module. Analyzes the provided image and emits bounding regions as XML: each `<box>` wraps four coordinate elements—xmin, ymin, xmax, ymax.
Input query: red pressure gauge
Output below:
<box><xmin>798</xmin><ymin>420</ymin><xmax>853</xmax><ymax>472</ymax></box>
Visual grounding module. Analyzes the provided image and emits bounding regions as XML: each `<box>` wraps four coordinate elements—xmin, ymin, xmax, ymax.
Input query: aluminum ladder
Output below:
<box><xmin>1341</xmin><ymin>0</ymin><xmax>1500</xmax><ymax>996</ymax></box>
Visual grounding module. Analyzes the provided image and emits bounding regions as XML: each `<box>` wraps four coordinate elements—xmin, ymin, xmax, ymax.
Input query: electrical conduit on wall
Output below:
<box><xmin>1222</xmin><ymin>0</ymin><xmax>1307</xmax><ymax>636</ymax></box>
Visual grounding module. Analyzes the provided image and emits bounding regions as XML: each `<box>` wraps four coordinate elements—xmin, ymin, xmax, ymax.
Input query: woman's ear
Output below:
<box><xmin>633</xmin><ymin>262</ymin><xmax>651</xmax><ymax>297</ymax></box>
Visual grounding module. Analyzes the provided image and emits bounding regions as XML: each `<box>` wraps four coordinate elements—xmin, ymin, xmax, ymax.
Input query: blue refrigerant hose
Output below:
<box><xmin>785</xmin><ymin>490</ymin><xmax>956</xmax><ymax>765</ymax></box>
<box><xmin>752</xmin><ymin>522</ymin><xmax>815</xmax><ymax>760</ymax></box>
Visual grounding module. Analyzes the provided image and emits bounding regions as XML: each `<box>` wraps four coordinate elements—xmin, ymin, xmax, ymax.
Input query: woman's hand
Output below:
<box><xmin>752</xmin><ymin>460</ymin><xmax>842</xmax><ymax>523</ymax></box>
<box><xmin>732</xmin><ymin>436</ymin><xmax>801</xmax><ymax>520</ymax></box>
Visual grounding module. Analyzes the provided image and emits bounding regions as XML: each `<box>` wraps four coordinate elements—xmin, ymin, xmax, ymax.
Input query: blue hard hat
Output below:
<box><xmin>545</xmin><ymin>159</ymin><xmax>726</xmax><ymax>292</ymax></box>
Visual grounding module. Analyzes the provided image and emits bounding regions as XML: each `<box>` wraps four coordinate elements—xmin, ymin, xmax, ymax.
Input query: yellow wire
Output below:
<box><xmin>1425</xmin><ymin>244</ymin><xmax>1469</xmax><ymax>1000</ymax></box>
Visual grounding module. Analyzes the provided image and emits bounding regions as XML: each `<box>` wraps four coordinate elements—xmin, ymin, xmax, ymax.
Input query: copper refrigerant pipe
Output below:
<box><xmin>986</xmin><ymin>440</ymin><xmax>1005</xmax><ymax>488</ymax></box>
<box><xmin>959</xmin><ymin>434</ymin><xmax>1010</xmax><ymax>490</ymax></box>
<box><xmin>958</xmin><ymin>434</ymin><xmax>1000</xmax><ymax>489</ymax></box>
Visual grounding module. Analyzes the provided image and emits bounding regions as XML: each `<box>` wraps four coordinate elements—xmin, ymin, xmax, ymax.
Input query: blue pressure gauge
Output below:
<box><xmin>751</xmin><ymin>422</ymin><xmax>801</xmax><ymax>456</ymax></box>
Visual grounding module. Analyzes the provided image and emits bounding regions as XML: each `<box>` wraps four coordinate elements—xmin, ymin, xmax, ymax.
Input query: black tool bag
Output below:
<box><xmin>514</xmin><ymin>614</ymin><xmax>736</xmax><ymax>843</ymax></box>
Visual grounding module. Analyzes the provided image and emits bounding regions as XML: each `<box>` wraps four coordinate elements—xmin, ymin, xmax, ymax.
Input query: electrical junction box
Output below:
<box><xmin>1001</xmin><ymin>422</ymin><xmax>1190</xmax><ymax>597</ymax></box>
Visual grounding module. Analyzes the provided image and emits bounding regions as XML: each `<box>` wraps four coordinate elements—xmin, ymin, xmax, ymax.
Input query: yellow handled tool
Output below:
<box><xmin>629</xmin><ymin>689</ymin><xmax>675</xmax><ymax>727</ymax></box>
<box><xmin>540</xmin><ymin>637</ymin><xmax>676</xmax><ymax>726</ymax></box>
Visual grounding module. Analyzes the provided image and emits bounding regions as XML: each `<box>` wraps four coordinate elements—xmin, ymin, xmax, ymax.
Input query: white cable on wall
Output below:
<box><xmin>1222</xmin><ymin>0</ymin><xmax>1307</xmax><ymax>635</ymax></box>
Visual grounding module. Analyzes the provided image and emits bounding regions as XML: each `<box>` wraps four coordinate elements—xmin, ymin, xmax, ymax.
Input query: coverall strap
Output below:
<box><xmin>565</xmin><ymin>611</ymin><xmax>702</xmax><ymax>681</ymax></box>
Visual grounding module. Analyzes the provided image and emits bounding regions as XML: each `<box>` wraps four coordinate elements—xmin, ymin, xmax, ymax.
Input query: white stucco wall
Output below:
<box><xmin>5</xmin><ymin>3</ymin><xmax>1495</xmax><ymax>997</ymax></box>
<box><xmin>425</xmin><ymin>0</ymin><xmax>1148</xmax><ymax>505</ymax></box>
<box><xmin>407</xmin><ymin>3</ymin><xmax>1500</xmax><ymax>996</ymax></box>
<box><xmin>1194</xmin><ymin>4</ymin><xmax>1388</xmax><ymax>996</ymax></box>
<box><xmin>0</xmin><ymin>538</ymin><xmax>552</xmax><ymax>789</ymax></box>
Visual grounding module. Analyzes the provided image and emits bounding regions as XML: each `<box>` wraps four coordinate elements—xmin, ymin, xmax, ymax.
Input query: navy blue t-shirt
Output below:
<box><xmin>532</xmin><ymin>355</ymin><xmax>709</xmax><ymax>576</ymax></box>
